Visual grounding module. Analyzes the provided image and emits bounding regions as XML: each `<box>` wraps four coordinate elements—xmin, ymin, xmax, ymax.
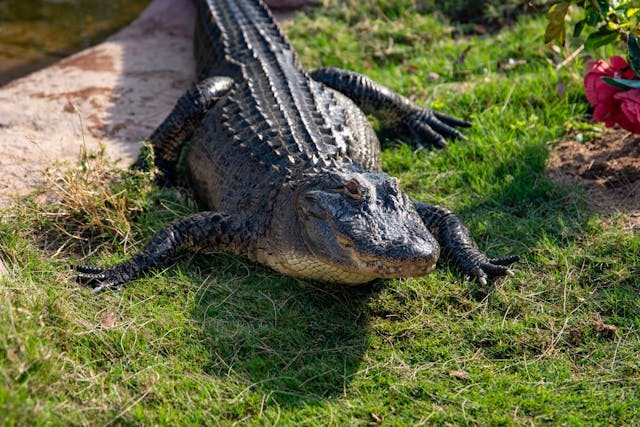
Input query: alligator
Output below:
<box><xmin>75</xmin><ymin>0</ymin><xmax>518</xmax><ymax>293</ymax></box>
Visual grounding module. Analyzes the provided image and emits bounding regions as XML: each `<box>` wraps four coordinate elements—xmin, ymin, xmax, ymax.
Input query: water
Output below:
<box><xmin>0</xmin><ymin>0</ymin><xmax>150</xmax><ymax>86</ymax></box>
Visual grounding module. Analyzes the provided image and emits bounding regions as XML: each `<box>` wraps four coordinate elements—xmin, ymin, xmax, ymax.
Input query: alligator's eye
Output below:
<box><xmin>340</xmin><ymin>178</ymin><xmax>363</xmax><ymax>200</ymax></box>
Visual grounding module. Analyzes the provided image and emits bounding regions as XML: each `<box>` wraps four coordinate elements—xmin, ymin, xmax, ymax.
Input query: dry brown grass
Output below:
<box><xmin>18</xmin><ymin>144</ymin><xmax>157</xmax><ymax>259</ymax></box>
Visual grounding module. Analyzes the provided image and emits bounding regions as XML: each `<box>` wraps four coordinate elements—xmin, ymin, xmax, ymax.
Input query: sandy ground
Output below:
<box><xmin>0</xmin><ymin>0</ymin><xmax>195</xmax><ymax>206</ymax></box>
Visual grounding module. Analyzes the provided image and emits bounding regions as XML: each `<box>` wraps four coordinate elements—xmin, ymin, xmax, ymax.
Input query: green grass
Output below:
<box><xmin>2</xmin><ymin>1</ymin><xmax>639</xmax><ymax>425</ymax></box>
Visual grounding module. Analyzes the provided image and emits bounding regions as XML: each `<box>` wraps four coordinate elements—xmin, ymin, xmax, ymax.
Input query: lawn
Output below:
<box><xmin>1</xmin><ymin>1</ymin><xmax>639</xmax><ymax>425</ymax></box>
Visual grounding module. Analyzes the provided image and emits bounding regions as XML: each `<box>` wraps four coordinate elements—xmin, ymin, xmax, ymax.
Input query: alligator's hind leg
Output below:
<box><xmin>133</xmin><ymin>76</ymin><xmax>235</xmax><ymax>182</ymax></box>
<box><xmin>414</xmin><ymin>201</ymin><xmax>518</xmax><ymax>285</ymax></box>
<box><xmin>310</xmin><ymin>67</ymin><xmax>470</xmax><ymax>148</ymax></box>
<box><xmin>75</xmin><ymin>212</ymin><xmax>252</xmax><ymax>293</ymax></box>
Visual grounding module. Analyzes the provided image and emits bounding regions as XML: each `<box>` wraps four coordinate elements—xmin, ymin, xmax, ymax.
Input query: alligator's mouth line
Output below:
<box><xmin>338</xmin><ymin>237</ymin><xmax>438</xmax><ymax>278</ymax></box>
<box><xmin>320</xmin><ymin>259</ymin><xmax>438</xmax><ymax>284</ymax></box>
<box><xmin>266</xmin><ymin>250</ymin><xmax>437</xmax><ymax>285</ymax></box>
<box><xmin>352</xmin><ymin>257</ymin><xmax>437</xmax><ymax>278</ymax></box>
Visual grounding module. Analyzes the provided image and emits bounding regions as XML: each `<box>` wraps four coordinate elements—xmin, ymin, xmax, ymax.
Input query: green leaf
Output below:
<box><xmin>628</xmin><ymin>34</ymin><xmax>640</xmax><ymax>77</ymax></box>
<box><xmin>601</xmin><ymin>77</ymin><xmax>640</xmax><ymax>89</ymax></box>
<box><xmin>545</xmin><ymin>2</ymin><xmax>570</xmax><ymax>44</ymax></box>
<box><xmin>606</xmin><ymin>21</ymin><xmax>619</xmax><ymax>31</ymax></box>
<box><xmin>584</xmin><ymin>26</ymin><xmax>619</xmax><ymax>49</ymax></box>
<box><xmin>586</xmin><ymin>7</ymin><xmax>603</xmax><ymax>26</ymax></box>
<box><xmin>594</xmin><ymin>0</ymin><xmax>610</xmax><ymax>15</ymax></box>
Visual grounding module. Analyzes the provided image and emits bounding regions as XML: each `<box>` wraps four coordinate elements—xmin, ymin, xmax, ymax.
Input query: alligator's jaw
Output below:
<box><xmin>266</xmin><ymin>253</ymin><xmax>438</xmax><ymax>285</ymax></box>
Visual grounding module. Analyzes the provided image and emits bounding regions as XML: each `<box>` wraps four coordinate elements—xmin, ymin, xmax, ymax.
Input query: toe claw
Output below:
<box><xmin>74</xmin><ymin>264</ymin><xmax>122</xmax><ymax>293</ymax></box>
<box><xmin>464</xmin><ymin>254</ymin><xmax>518</xmax><ymax>286</ymax></box>
<box><xmin>405</xmin><ymin>108</ymin><xmax>470</xmax><ymax>148</ymax></box>
<box><xmin>92</xmin><ymin>285</ymin><xmax>105</xmax><ymax>294</ymax></box>
<box><xmin>92</xmin><ymin>283</ymin><xmax>117</xmax><ymax>294</ymax></box>
<box><xmin>469</xmin><ymin>266</ymin><xmax>489</xmax><ymax>286</ymax></box>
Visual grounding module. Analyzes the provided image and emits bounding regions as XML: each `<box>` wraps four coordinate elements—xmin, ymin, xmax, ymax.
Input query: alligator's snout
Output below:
<box><xmin>342</xmin><ymin>226</ymin><xmax>440</xmax><ymax>279</ymax></box>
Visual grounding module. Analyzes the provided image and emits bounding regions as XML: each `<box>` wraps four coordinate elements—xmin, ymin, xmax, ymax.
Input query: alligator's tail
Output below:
<box><xmin>194</xmin><ymin>0</ymin><xmax>298</xmax><ymax>79</ymax></box>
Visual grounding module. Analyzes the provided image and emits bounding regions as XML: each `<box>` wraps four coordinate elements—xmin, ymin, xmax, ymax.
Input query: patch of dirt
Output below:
<box><xmin>548</xmin><ymin>128</ymin><xmax>640</xmax><ymax>228</ymax></box>
<box><xmin>57</xmin><ymin>50</ymin><xmax>116</xmax><ymax>73</ymax></box>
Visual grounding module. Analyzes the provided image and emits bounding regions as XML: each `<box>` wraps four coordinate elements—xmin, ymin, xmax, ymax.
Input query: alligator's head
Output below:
<box><xmin>265</xmin><ymin>169</ymin><xmax>440</xmax><ymax>284</ymax></box>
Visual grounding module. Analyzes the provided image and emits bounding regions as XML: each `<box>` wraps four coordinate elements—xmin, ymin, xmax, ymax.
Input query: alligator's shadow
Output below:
<box><xmin>188</xmin><ymin>254</ymin><xmax>374</xmax><ymax>407</ymax></box>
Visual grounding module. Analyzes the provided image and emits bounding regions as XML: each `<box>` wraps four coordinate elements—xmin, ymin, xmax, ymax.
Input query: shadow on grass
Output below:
<box><xmin>455</xmin><ymin>139</ymin><xmax>639</xmax><ymax>320</ymax></box>
<box><xmin>455</xmin><ymin>139</ymin><xmax>591</xmax><ymax>255</ymax></box>
<box><xmin>189</xmin><ymin>254</ymin><xmax>375</xmax><ymax>407</ymax></box>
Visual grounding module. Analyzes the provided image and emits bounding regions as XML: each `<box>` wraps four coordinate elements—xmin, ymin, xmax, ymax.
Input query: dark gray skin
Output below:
<box><xmin>75</xmin><ymin>0</ymin><xmax>518</xmax><ymax>292</ymax></box>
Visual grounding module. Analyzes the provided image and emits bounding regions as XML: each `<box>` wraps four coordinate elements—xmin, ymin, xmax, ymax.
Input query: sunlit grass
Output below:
<box><xmin>1</xmin><ymin>1</ymin><xmax>638</xmax><ymax>425</ymax></box>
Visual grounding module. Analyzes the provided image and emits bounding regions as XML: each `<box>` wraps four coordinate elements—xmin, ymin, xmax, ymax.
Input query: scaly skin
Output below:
<box><xmin>75</xmin><ymin>0</ymin><xmax>518</xmax><ymax>292</ymax></box>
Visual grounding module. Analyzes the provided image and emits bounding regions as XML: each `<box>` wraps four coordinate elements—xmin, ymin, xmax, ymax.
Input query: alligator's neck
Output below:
<box><xmin>197</xmin><ymin>0</ymin><xmax>350</xmax><ymax>172</ymax></box>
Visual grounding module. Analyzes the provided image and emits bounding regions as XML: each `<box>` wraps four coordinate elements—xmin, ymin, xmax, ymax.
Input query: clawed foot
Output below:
<box><xmin>465</xmin><ymin>254</ymin><xmax>520</xmax><ymax>286</ymax></box>
<box><xmin>74</xmin><ymin>265</ymin><xmax>122</xmax><ymax>294</ymax></box>
<box><xmin>405</xmin><ymin>108</ymin><xmax>471</xmax><ymax>148</ymax></box>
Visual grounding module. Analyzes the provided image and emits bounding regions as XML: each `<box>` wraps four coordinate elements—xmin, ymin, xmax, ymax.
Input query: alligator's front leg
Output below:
<box><xmin>310</xmin><ymin>67</ymin><xmax>470</xmax><ymax>148</ymax></box>
<box><xmin>75</xmin><ymin>212</ymin><xmax>252</xmax><ymax>293</ymax></box>
<box><xmin>133</xmin><ymin>76</ymin><xmax>235</xmax><ymax>182</ymax></box>
<box><xmin>414</xmin><ymin>201</ymin><xmax>518</xmax><ymax>285</ymax></box>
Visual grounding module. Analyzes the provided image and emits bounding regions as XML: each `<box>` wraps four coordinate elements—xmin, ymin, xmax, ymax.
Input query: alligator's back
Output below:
<box><xmin>187</xmin><ymin>0</ymin><xmax>360</xmax><ymax>217</ymax></box>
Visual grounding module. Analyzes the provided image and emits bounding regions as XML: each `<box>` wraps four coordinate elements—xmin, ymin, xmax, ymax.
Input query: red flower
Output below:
<box><xmin>613</xmin><ymin>89</ymin><xmax>640</xmax><ymax>133</ymax></box>
<box><xmin>583</xmin><ymin>56</ymin><xmax>638</xmax><ymax>131</ymax></box>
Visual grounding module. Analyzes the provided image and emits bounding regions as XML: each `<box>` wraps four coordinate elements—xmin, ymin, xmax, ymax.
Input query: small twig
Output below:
<box><xmin>556</xmin><ymin>44</ymin><xmax>585</xmax><ymax>71</ymax></box>
<box><xmin>610</xmin><ymin>334</ymin><xmax>623</xmax><ymax>370</ymax></box>
<box><xmin>454</xmin><ymin>45</ymin><xmax>473</xmax><ymax>68</ymax></box>
<box><xmin>500</xmin><ymin>83</ymin><xmax>516</xmax><ymax>114</ymax></box>
<box><xmin>0</xmin><ymin>256</ymin><xmax>9</xmax><ymax>277</ymax></box>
